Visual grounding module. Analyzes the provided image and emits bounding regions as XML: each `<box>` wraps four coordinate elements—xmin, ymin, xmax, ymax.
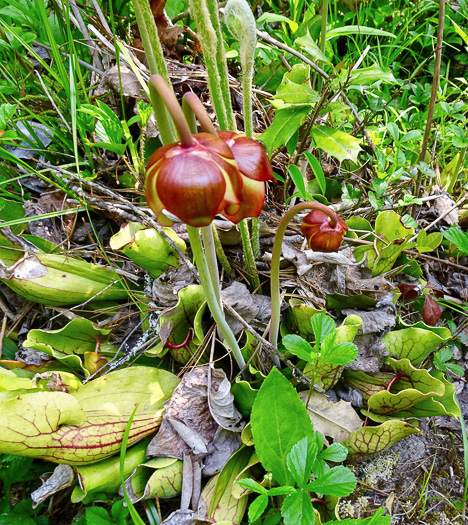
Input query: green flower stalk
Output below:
<box><xmin>269</xmin><ymin>202</ymin><xmax>347</xmax><ymax>366</ymax></box>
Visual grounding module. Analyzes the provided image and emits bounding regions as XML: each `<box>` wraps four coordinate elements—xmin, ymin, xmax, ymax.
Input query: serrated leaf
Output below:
<box><xmin>306</xmin><ymin>465</ymin><xmax>356</xmax><ymax>496</ymax></box>
<box><xmin>248</xmin><ymin>494</ymin><xmax>269</xmax><ymax>523</ymax></box>
<box><xmin>321</xmin><ymin>339</ymin><xmax>358</xmax><ymax>366</ymax></box>
<box><xmin>318</xmin><ymin>442</ymin><xmax>348</xmax><ymax>463</ymax></box>
<box><xmin>311</xmin><ymin>313</ymin><xmax>336</xmax><ymax>347</ymax></box>
<box><xmin>443</xmin><ymin>226</ymin><xmax>468</xmax><ymax>255</ymax></box>
<box><xmin>282</xmin><ymin>490</ymin><xmax>315</xmax><ymax>525</ymax></box>
<box><xmin>310</xmin><ymin>125</ymin><xmax>362</xmax><ymax>163</ymax></box>
<box><xmin>287</xmin><ymin>437</ymin><xmax>318</xmax><ymax>488</ymax></box>
<box><xmin>251</xmin><ymin>369</ymin><xmax>314</xmax><ymax>486</ymax></box>
<box><xmin>282</xmin><ymin>335</ymin><xmax>314</xmax><ymax>362</ymax></box>
<box><xmin>260</xmin><ymin>106</ymin><xmax>311</xmax><ymax>156</ymax></box>
<box><xmin>268</xmin><ymin>486</ymin><xmax>296</xmax><ymax>496</ymax></box>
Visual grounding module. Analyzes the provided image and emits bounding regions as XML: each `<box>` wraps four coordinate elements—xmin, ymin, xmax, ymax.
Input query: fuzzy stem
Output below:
<box><xmin>187</xmin><ymin>225</ymin><xmax>247</xmax><ymax>372</ymax></box>
<box><xmin>239</xmin><ymin>220</ymin><xmax>261</xmax><ymax>292</ymax></box>
<box><xmin>187</xmin><ymin>0</ymin><xmax>235</xmax><ymax>130</ymax></box>
<box><xmin>201</xmin><ymin>225</ymin><xmax>221</xmax><ymax>306</ymax></box>
<box><xmin>149</xmin><ymin>76</ymin><xmax>193</xmax><ymax>147</ymax></box>
<box><xmin>269</xmin><ymin>202</ymin><xmax>339</xmax><ymax>355</ymax></box>
<box><xmin>133</xmin><ymin>0</ymin><xmax>177</xmax><ymax>145</ymax></box>
<box><xmin>183</xmin><ymin>92</ymin><xmax>218</xmax><ymax>136</ymax></box>
<box><xmin>414</xmin><ymin>0</ymin><xmax>445</xmax><ymax>200</ymax></box>
<box><xmin>212</xmin><ymin>223</ymin><xmax>232</xmax><ymax>274</ymax></box>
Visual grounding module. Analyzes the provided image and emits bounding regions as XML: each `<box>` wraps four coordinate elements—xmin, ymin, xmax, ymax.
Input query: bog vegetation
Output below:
<box><xmin>0</xmin><ymin>0</ymin><xmax>467</xmax><ymax>523</ymax></box>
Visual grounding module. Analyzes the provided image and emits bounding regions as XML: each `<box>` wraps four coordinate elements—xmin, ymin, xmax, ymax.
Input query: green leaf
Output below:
<box><xmin>304</xmin><ymin>152</ymin><xmax>327</xmax><ymax>195</ymax></box>
<box><xmin>0</xmin><ymin>103</ymin><xmax>17</xmax><ymax>129</ymax></box>
<box><xmin>282</xmin><ymin>335</ymin><xmax>314</xmax><ymax>362</ymax></box>
<box><xmin>320</xmin><ymin>339</ymin><xmax>358</xmax><ymax>366</ymax></box>
<box><xmin>288</xmin><ymin>165</ymin><xmax>307</xmax><ymax>200</ymax></box>
<box><xmin>84</xmin><ymin>507</ymin><xmax>115</xmax><ymax>525</ymax></box>
<box><xmin>318</xmin><ymin>442</ymin><xmax>348</xmax><ymax>463</ymax></box>
<box><xmin>311</xmin><ymin>313</ymin><xmax>336</xmax><ymax>347</ymax></box>
<box><xmin>326</xmin><ymin>26</ymin><xmax>396</xmax><ymax>39</ymax></box>
<box><xmin>273</xmin><ymin>79</ymin><xmax>319</xmax><ymax>108</ymax></box>
<box><xmin>260</xmin><ymin>106</ymin><xmax>311</xmax><ymax>156</ymax></box>
<box><xmin>110</xmin><ymin>500</ymin><xmax>129</xmax><ymax>525</ymax></box>
<box><xmin>251</xmin><ymin>368</ymin><xmax>314</xmax><ymax>486</ymax></box>
<box><xmin>281</xmin><ymin>490</ymin><xmax>315</xmax><ymax>525</ymax></box>
<box><xmin>375</xmin><ymin>211</ymin><xmax>414</xmax><ymax>242</ymax></box>
<box><xmin>248</xmin><ymin>494</ymin><xmax>269</xmax><ymax>523</ymax></box>
<box><xmin>236</xmin><ymin>478</ymin><xmax>267</xmax><ymax>495</ymax></box>
<box><xmin>416</xmin><ymin>230</ymin><xmax>443</xmax><ymax>254</ymax></box>
<box><xmin>323</xmin><ymin>508</ymin><xmax>390</xmax><ymax>524</ymax></box>
<box><xmin>257</xmin><ymin>12</ymin><xmax>298</xmax><ymax>32</ymax></box>
<box><xmin>306</xmin><ymin>465</ymin><xmax>356</xmax><ymax>496</ymax></box>
<box><xmin>382</xmin><ymin>323</ymin><xmax>451</xmax><ymax>363</ymax></box>
<box><xmin>310</xmin><ymin>125</ymin><xmax>362</xmax><ymax>163</ymax></box>
<box><xmin>444</xmin><ymin>226</ymin><xmax>468</xmax><ymax>255</ymax></box>
<box><xmin>296</xmin><ymin>32</ymin><xmax>333</xmax><ymax>65</ymax></box>
<box><xmin>326</xmin><ymin>293</ymin><xmax>377</xmax><ymax>309</ymax></box>
<box><xmin>345</xmin><ymin>420</ymin><xmax>420</xmax><ymax>457</ymax></box>
<box><xmin>268</xmin><ymin>486</ymin><xmax>296</xmax><ymax>496</ymax></box>
<box><xmin>286</xmin><ymin>437</ymin><xmax>318</xmax><ymax>488</ymax></box>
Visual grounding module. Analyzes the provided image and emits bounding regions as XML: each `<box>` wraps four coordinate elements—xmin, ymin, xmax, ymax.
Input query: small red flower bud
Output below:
<box><xmin>145</xmin><ymin>133</ymin><xmax>243</xmax><ymax>227</ymax></box>
<box><xmin>218</xmin><ymin>131</ymin><xmax>275</xmax><ymax>223</ymax></box>
<box><xmin>398</xmin><ymin>283</ymin><xmax>421</xmax><ymax>302</ymax></box>
<box><xmin>423</xmin><ymin>295</ymin><xmax>442</xmax><ymax>326</ymax></box>
<box><xmin>300</xmin><ymin>208</ymin><xmax>348</xmax><ymax>252</ymax></box>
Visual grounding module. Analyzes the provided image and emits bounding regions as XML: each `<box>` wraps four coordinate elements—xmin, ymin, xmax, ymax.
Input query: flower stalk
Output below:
<box><xmin>187</xmin><ymin>225</ymin><xmax>247</xmax><ymax>373</ymax></box>
<box><xmin>269</xmin><ymin>202</ymin><xmax>344</xmax><ymax>361</ymax></box>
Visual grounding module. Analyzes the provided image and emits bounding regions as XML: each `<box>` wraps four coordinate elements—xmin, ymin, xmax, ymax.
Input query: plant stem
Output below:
<box><xmin>269</xmin><ymin>202</ymin><xmax>339</xmax><ymax>356</ymax></box>
<box><xmin>201</xmin><ymin>225</ymin><xmax>221</xmax><ymax>306</ymax></box>
<box><xmin>132</xmin><ymin>0</ymin><xmax>177</xmax><ymax>145</ymax></box>
<box><xmin>187</xmin><ymin>0</ymin><xmax>235</xmax><ymax>130</ymax></box>
<box><xmin>149</xmin><ymin>75</ymin><xmax>194</xmax><ymax>147</ymax></box>
<box><xmin>183</xmin><ymin>92</ymin><xmax>218</xmax><ymax>136</ymax></box>
<box><xmin>212</xmin><ymin>223</ymin><xmax>232</xmax><ymax>274</ymax></box>
<box><xmin>187</xmin><ymin>225</ymin><xmax>247</xmax><ymax>373</ymax></box>
<box><xmin>238</xmin><ymin>219</ymin><xmax>261</xmax><ymax>292</ymax></box>
<box><xmin>317</xmin><ymin>0</ymin><xmax>329</xmax><ymax>91</ymax></box>
<box><xmin>414</xmin><ymin>0</ymin><xmax>446</xmax><ymax>200</ymax></box>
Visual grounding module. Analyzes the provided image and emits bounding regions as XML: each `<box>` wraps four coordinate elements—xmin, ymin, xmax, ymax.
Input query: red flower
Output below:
<box><xmin>146</xmin><ymin>133</ymin><xmax>242</xmax><ymax>227</ymax></box>
<box><xmin>300</xmin><ymin>207</ymin><xmax>348</xmax><ymax>252</ymax></box>
<box><xmin>218</xmin><ymin>131</ymin><xmax>275</xmax><ymax>223</ymax></box>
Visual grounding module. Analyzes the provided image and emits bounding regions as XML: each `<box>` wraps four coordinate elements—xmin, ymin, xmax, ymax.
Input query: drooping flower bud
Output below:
<box><xmin>146</xmin><ymin>132</ymin><xmax>243</xmax><ymax>227</ymax></box>
<box><xmin>218</xmin><ymin>131</ymin><xmax>275</xmax><ymax>223</ymax></box>
<box><xmin>300</xmin><ymin>207</ymin><xmax>348</xmax><ymax>252</ymax></box>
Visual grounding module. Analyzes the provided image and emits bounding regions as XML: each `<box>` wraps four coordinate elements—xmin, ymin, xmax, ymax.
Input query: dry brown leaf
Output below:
<box><xmin>299</xmin><ymin>390</ymin><xmax>363</xmax><ymax>443</ymax></box>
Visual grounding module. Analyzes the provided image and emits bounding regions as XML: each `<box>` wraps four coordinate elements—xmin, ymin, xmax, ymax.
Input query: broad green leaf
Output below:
<box><xmin>296</xmin><ymin>33</ymin><xmax>333</xmax><ymax>65</ymax></box>
<box><xmin>345</xmin><ymin>420</ymin><xmax>420</xmax><ymax>458</ymax></box>
<box><xmin>83</xmin><ymin>507</ymin><xmax>114</xmax><ymax>525</ymax></box>
<box><xmin>282</xmin><ymin>335</ymin><xmax>314</xmax><ymax>362</ymax></box>
<box><xmin>286</xmin><ymin>437</ymin><xmax>318</xmax><ymax>488</ymax></box>
<box><xmin>443</xmin><ymin>226</ymin><xmax>468</xmax><ymax>255</ymax></box>
<box><xmin>452</xmin><ymin>19</ymin><xmax>468</xmax><ymax>46</ymax></box>
<box><xmin>326</xmin><ymin>26</ymin><xmax>396</xmax><ymax>39</ymax></box>
<box><xmin>375</xmin><ymin>211</ymin><xmax>414</xmax><ymax>242</ymax></box>
<box><xmin>334</xmin><ymin>63</ymin><xmax>397</xmax><ymax>90</ymax></box>
<box><xmin>251</xmin><ymin>368</ymin><xmax>314</xmax><ymax>486</ymax></box>
<box><xmin>110</xmin><ymin>223</ymin><xmax>185</xmax><ymax>278</ymax></box>
<box><xmin>268</xmin><ymin>486</ymin><xmax>296</xmax><ymax>496</ymax></box>
<box><xmin>260</xmin><ymin>106</ymin><xmax>311</xmax><ymax>156</ymax></box>
<box><xmin>318</xmin><ymin>443</ymin><xmax>348</xmax><ymax>463</ymax></box>
<box><xmin>282</xmin><ymin>490</ymin><xmax>315</xmax><ymax>525</ymax></box>
<box><xmin>372</xmin><ymin>238</ymin><xmax>416</xmax><ymax>276</ymax></box>
<box><xmin>0</xmin><ymin>103</ymin><xmax>17</xmax><ymax>129</ymax></box>
<box><xmin>306</xmin><ymin>465</ymin><xmax>356</xmax><ymax>496</ymax></box>
<box><xmin>310</xmin><ymin>125</ymin><xmax>362</xmax><ymax>163</ymax></box>
<box><xmin>416</xmin><ymin>230</ymin><xmax>443</xmax><ymax>253</ymax></box>
<box><xmin>0</xmin><ymin>367</ymin><xmax>178</xmax><ymax>464</ymax></box>
<box><xmin>382</xmin><ymin>322</ymin><xmax>451</xmax><ymax>363</ymax></box>
<box><xmin>0</xmin><ymin>199</ymin><xmax>25</xmax><ymax>234</ymax></box>
<box><xmin>273</xmin><ymin>79</ymin><xmax>319</xmax><ymax>108</ymax></box>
